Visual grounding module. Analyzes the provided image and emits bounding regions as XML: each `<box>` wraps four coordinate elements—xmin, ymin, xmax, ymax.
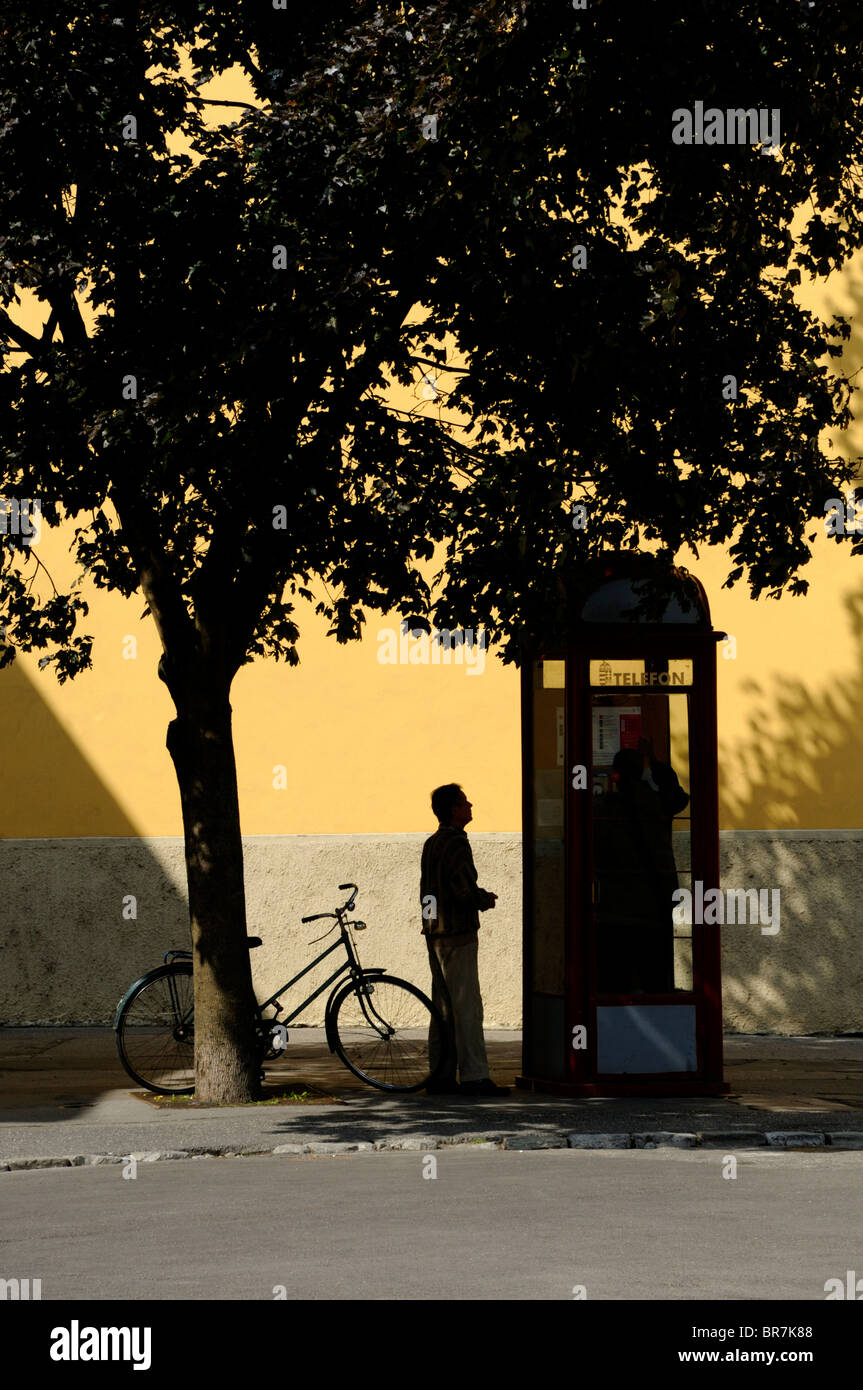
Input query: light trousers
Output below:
<box><xmin>426</xmin><ymin>933</ymin><xmax>490</xmax><ymax>1084</ymax></box>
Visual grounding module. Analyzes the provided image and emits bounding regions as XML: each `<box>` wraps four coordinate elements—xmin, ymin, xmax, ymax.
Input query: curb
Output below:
<box><xmin>3</xmin><ymin>1129</ymin><xmax>861</xmax><ymax>1171</ymax></box>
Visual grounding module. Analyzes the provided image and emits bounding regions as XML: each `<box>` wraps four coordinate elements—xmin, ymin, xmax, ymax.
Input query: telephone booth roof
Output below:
<box><xmin>526</xmin><ymin>551</ymin><xmax>716</xmax><ymax>656</ymax></box>
<box><xmin>573</xmin><ymin>552</ymin><xmax>711</xmax><ymax>628</ymax></box>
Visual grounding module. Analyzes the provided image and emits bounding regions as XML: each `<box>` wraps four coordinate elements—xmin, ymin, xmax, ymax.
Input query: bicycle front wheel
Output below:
<box><xmin>115</xmin><ymin>963</ymin><xmax>195</xmax><ymax>1095</ymax></box>
<box><xmin>331</xmin><ymin>975</ymin><xmax>448</xmax><ymax>1092</ymax></box>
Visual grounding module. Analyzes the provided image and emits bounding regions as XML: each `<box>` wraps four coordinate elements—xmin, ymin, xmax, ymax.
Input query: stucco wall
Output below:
<box><xmin>2</xmin><ymin>831</ymin><xmax>862</xmax><ymax>1034</ymax></box>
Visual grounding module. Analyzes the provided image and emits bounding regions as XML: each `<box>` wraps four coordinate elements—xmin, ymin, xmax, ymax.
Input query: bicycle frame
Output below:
<box><xmin>264</xmin><ymin>908</ymin><xmax>398</xmax><ymax>1045</ymax></box>
<box><xmin>260</xmin><ymin>928</ymin><xmax>356</xmax><ymax>1026</ymax></box>
<box><xmin>155</xmin><ymin>904</ymin><xmax>394</xmax><ymax>1048</ymax></box>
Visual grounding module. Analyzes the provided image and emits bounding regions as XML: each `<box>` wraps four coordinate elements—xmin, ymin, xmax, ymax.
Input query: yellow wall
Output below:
<box><xmin>5</xmin><ymin>480</ymin><xmax>863</xmax><ymax>837</ymax></box>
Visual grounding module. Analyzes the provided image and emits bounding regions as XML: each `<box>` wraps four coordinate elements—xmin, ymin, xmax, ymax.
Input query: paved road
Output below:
<box><xmin>2</xmin><ymin>1148</ymin><xmax>861</xmax><ymax>1300</ymax></box>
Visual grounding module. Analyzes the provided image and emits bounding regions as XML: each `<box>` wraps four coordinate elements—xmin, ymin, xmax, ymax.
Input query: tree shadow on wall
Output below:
<box><xmin>0</xmin><ymin>659</ymin><xmax>189</xmax><ymax>1031</ymax></box>
<box><xmin>719</xmin><ymin>585</ymin><xmax>863</xmax><ymax>831</ymax></box>
<box><xmin>716</xmin><ymin>585</ymin><xmax>863</xmax><ymax>1035</ymax></box>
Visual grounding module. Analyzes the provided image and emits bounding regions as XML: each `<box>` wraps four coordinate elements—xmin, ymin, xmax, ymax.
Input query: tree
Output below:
<box><xmin>2</xmin><ymin>0</ymin><xmax>861</xmax><ymax>1100</ymax></box>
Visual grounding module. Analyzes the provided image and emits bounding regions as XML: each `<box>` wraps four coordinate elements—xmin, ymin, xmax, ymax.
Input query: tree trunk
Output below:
<box><xmin>166</xmin><ymin>688</ymin><xmax>261</xmax><ymax>1104</ymax></box>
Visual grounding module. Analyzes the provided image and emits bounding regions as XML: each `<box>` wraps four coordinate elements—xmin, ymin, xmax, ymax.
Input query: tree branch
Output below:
<box><xmin>321</xmin><ymin>284</ymin><xmax>419</xmax><ymax>441</ymax></box>
<box><xmin>45</xmin><ymin>288</ymin><xmax>89</xmax><ymax>347</ymax></box>
<box><xmin>408</xmin><ymin>356</ymin><xmax>469</xmax><ymax>375</ymax></box>
<box><xmin>108</xmin><ymin>483</ymin><xmax>198</xmax><ymax>685</ymax></box>
<box><xmin>25</xmin><ymin>548</ymin><xmax>60</xmax><ymax>598</ymax></box>
<box><xmin>187</xmin><ymin>96</ymin><xmax>263</xmax><ymax>111</ymax></box>
<box><xmin>0</xmin><ymin>308</ymin><xmax>44</xmax><ymax>355</ymax></box>
<box><xmin>41</xmin><ymin>307</ymin><xmax>60</xmax><ymax>347</ymax></box>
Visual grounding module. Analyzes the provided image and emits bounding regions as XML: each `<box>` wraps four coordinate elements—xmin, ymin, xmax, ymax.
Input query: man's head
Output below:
<box><xmin>431</xmin><ymin>783</ymin><xmax>473</xmax><ymax>828</ymax></box>
<box><xmin>612</xmin><ymin>747</ymin><xmax>643</xmax><ymax>786</ymax></box>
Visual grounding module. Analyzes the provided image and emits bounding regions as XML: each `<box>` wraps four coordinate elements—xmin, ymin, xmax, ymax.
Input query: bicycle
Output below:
<box><xmin>114</xmin><ymin>884</ymin><xmax>449</xmax><ymax>1096</ymax></box>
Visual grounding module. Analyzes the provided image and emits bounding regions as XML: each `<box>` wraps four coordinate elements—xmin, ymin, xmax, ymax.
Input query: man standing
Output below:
<box><xmin>420</xmin><ymin>784</ymin><xmax>510</xmax><ymax>1096</ymax></box>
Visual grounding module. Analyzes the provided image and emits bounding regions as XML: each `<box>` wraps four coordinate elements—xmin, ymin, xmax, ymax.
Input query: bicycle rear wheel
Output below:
<box><xmin>331</xmin><ymin>975</ymin><xmax>448</xmax><ymax>1092</ymax></box>
<box><xmin>116</xmin><ymin>963</ymin><xmax>195</xmax><ymax>1095</ymax></box>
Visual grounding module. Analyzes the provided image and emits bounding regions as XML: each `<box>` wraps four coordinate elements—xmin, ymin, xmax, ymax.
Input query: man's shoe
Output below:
<box><xmin>458</xmin><ymin>1078</ymin><xmax>511</xmax><ymax>1096</ymax></box>
<box><xmin>425</xmin><ymin>1079</ymin><xmax>462</xmax><ymax>1095</ymax></box>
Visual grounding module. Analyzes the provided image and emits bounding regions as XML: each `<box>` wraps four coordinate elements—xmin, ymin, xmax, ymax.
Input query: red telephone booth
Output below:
<box><xmin>518</xmin><ymin>553</ymin><xmax>728</xmax><ymax>1095</ymax></box>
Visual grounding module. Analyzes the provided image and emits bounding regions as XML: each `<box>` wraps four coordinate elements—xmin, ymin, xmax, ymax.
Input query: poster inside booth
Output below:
<box><xmin>592</xmin><ymin>705</ymin><xmax>642</xmax><ymax>786</ymax></box>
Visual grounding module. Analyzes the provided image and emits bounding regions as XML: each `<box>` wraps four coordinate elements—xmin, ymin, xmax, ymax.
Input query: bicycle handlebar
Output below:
<box><xmin>339</xmin><ymin>884</ymin><xmax>358</xmax><ymax>911</ymax></box>
<box><xmin>301</xmin><ymin>885</ymin><xmax>359</xmax><ymax>925</ymax></box>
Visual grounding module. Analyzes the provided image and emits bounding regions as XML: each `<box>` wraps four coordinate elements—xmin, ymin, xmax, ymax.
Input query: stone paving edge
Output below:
<box><xmin>3</xmin><ymin>1128</ymin><xmax>863</xmax><ymax>1170</ymax></box>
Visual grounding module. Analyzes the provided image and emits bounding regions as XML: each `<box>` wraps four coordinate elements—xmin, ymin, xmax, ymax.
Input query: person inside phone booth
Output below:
<box><xmin>594</xmin><ymin>737</ymin><xmax>689</xmax><ymax>993</ymax></box>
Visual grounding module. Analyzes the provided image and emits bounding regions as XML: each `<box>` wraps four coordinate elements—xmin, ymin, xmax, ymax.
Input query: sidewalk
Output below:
<box><xmin>2</xmin><ymin>1029</ymin><xmax>863</xmax><ymax>1168</ymax></box>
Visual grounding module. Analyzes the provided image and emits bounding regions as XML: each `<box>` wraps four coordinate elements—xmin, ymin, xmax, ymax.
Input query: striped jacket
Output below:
<box><xmin>420</xmin><ymin>825</ymin><xmax>495</xmax><ymax>939</ymax></box>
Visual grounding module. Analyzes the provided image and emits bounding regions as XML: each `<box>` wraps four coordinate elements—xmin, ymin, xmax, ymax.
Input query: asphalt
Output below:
<box><xmin>2</xmin><ymin>1028</ymin><xmax>863</xmax><ymax>1169</ymax></box>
